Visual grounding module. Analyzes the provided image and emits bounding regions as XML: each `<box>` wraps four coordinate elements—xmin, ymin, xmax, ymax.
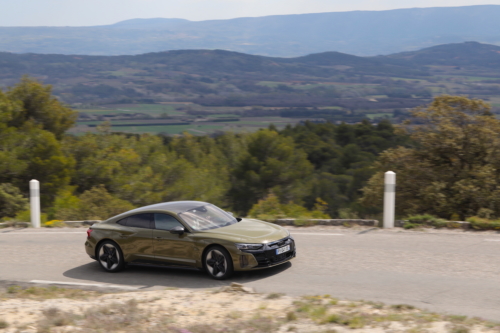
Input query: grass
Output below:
<box><xmin>2</xmin><ymin>285</ymin><xmax>102</xmax><ymax>300</ymax></box>
<box><xmin>266</xmin><ymin>292</ymin><xmax>285</xmax><ymax>299</ymax></box>
<box><xmin>37</xmin><ymin>307</ymin><xmax>76</xmax><ymax>333</ymax></box>
<box><xmin>288</xmin><ymin>296</ymin><xmax>499</xmax><ymax>331</ymax></box>
<box><xmin>83</xmin><ymin>299</ymin><xmax>147</xmax><ymax>331</ymax></box>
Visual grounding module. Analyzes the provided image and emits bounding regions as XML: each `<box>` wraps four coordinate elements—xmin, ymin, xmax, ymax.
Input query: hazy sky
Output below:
<box><xmin>1</xmin><ymin>0</ymin><xmax>499</xmax><ymax>26</ymax></box>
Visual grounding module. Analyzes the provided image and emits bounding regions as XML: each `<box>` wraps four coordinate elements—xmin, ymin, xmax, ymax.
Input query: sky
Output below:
<box><xmin>0</xmin><ymin>0</ymin><xmax>499</xmax><ymax>26</ymax></box>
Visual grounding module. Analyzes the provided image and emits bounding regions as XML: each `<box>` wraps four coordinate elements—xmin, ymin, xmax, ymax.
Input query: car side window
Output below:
<box><xmin>122</xmin><ymin>213</ymin><xmax>152</xmax><ymax>229</ymax></box>
<box><xmin>154</xmin><ymin>213</ymin><xmax>184</xmax><ymax>231</ymax></box>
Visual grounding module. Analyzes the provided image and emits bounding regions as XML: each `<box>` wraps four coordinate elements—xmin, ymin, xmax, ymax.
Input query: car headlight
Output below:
<box><xmin>236</xmin><ymin>243</ymin><xmax>263</xmax><ymax>250</ymax></box>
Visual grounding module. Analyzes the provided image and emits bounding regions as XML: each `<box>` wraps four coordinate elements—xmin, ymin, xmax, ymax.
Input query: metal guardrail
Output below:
<box><xmin>63</xmin><ymin>220</ymin><xmax>101</xmax><ymax>225</ymax></box>
<box><xmin>0</xmin><ymin>220</ymin><xmax>101</xmax><ymax>227</ymax></box>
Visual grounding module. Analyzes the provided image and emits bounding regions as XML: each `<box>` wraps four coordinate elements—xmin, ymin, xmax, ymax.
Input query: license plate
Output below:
<box><xmin>276</xmin><ymin>245</ymin><xmax>290</xmax><ymax>255</ymax></box>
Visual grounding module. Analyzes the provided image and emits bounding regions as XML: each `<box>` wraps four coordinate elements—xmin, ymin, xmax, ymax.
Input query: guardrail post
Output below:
<box><xmin>29</xmin><ymin>179</ymin><xmax>41</xmax><ymax>228</ymax></box>
<box><xmin>383</xmin><ymin>171</ymin><xmax>396</xmax><ymax>229</ymax></box>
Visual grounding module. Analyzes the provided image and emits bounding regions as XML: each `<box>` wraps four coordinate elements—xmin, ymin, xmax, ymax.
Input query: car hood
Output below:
<box><xmin>198</xmin><ymin>218</ymin><xmax>289</xmax><ymax>243</ymax></box>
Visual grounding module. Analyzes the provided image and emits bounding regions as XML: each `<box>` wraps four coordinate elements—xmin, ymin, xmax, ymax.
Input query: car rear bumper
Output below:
<box><xmin>85</xmin><ymin>240</ymin><xmax>96</xmax><ymax>259</ymax></box>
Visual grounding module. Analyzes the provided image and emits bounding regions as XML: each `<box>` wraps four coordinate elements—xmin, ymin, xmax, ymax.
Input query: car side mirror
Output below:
<box><xmin>170</xmin><ymin>226</ymin><xmax>185</xmax><ymax>235</ymax></box>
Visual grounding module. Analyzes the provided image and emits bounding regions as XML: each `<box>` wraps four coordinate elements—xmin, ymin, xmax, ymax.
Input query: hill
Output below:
<box><xmin>386</xmin><ymin>41</ymin><xmax>500</xmax><ymax>68</ymax></box>
<box><xmin>2</xmin><ymin>5</ymin><xmax>500</xmax><ymax>56</ymax></box>
<box><xmin>1</xmin><ymin>41</ymin><xmax>500</xmax><ymax>135</ymax></box>
<box><xmin>0</xmin><ymin>49</ymin><xmax>429</xmax><ymax>80</ymax></box>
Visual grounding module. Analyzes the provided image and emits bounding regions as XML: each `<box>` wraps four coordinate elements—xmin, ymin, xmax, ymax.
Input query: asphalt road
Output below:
<box><xmin>1</xmin><ymin>227</ymin><xmax>499</xmax><ymax>321</ymax></box>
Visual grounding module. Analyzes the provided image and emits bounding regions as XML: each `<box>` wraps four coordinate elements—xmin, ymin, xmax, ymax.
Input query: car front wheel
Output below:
<box><xmin>97</xmin><ymin>240</ymin><xmax>125</xmax><ymax>272</ymax></box>
<box><xmin>204</xmin><ymin>246</ymin><xmax>233</xmax><ymax>280</ymax></box>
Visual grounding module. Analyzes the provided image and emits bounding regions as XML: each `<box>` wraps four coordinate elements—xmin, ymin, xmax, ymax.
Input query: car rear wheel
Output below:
<box><xmin>97</xmin><ymin>241</ymin><xmax>125</xmax><ymax>272</ymax></box>
<box><xmin>204</xmin><ymin>246</ymin><xmax>233</xmax><ymax>280</ymax></box>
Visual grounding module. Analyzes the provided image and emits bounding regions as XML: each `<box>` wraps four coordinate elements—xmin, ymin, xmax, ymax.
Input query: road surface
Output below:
<box><xmin>1</xmin><ymin>227</ymin><xmax>499</xmax><ymax>320</ymax></box>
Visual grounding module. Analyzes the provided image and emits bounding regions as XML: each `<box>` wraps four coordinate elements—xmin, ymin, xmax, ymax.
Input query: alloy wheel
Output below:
<box><xmin>206</xmin><ymin>249</ymin><xmax>228</xmax><ymax>278</ymax></box>
<box><xmin>99</xmin><ymin>242</ymin><xmax>121</xmax><ymax>271</ymax></box>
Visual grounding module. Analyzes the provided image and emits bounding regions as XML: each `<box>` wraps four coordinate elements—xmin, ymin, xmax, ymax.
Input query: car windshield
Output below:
<box><xmin>179</xmin><ymin>204</ymin><xmax>238</xmax><ymax>231</ymax></box>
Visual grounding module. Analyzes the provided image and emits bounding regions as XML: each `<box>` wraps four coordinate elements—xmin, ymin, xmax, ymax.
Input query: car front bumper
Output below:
<box><xmin>236</xmin><ymin>236</ymin><xmax>296</xmax><ymax>270</ymax></box>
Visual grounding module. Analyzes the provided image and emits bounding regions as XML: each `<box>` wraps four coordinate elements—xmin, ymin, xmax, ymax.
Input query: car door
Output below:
<box><xmin>152</xmin><ymin>213</ymin><xmax>196</xmax><ymax>266</ymax></box>
<box><xmin>115</xmin><ymin>213</ymin><xmax>154</xmax><ymax>262</ymax></box>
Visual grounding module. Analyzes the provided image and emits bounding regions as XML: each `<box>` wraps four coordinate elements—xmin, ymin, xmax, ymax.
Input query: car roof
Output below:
<box><xmin>126</xmin><ymin>201</ymin><xmax>210</xmax><ymax>214</ymax></box>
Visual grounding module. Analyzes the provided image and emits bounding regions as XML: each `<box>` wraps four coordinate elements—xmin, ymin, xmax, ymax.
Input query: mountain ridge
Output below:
<box><xmin>2</xmin><ymin>5</ymin><xmax>500</xmax><ymax>57</ymax></box>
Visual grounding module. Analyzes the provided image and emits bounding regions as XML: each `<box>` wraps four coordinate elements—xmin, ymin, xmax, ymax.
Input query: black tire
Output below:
<box><xmin>97</xmin><ymin>240</ymin><xmax>125</xmax><ymax>273</ymax></box>
<box><xmin>203</xmin><ymin>246</ymin><xmax>234</xmax><ymax>280</ymax></box>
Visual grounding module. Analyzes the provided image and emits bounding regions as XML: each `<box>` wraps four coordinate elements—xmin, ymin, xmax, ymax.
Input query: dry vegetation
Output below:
<box><xmin>0</xmin><ymin>284</ymin><xmax>498</xmax><ymax>333</ymax></box>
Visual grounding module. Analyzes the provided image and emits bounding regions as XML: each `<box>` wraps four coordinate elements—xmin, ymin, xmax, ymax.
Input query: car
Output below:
<box><xmin>85</xmin><ymin>201</ymin><xmax>296</xmax><ymax>279</ymax></box>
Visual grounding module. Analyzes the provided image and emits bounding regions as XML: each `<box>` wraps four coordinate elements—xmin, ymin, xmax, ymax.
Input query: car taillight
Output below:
<box><xmin>86</xmin><ymin>229</ymin><xmax>93</xmax><ymax>239</ymax></box>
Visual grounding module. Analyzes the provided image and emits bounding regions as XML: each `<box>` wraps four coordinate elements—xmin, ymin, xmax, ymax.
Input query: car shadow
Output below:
<box><xmin>63</xmin><ymin>261</ymin><xmax>292</xmax><ymax>289</ymax></box>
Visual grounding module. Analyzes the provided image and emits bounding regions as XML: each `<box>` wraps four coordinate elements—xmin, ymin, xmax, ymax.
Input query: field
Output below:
<box><xmin>71</xmin><ymin>109</ymin><xmax>306</xmax><ymax>135</ymax></box>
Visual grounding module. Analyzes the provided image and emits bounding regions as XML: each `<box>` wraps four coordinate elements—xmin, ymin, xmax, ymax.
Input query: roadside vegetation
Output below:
<box><xmin>3</xmin><ymin>78</ymin><xmax>500</xmax><ymax>225</ymax></box>
<box><xmin>0</xmin><ymin>285</ymin><xmax>498</xmax><ymax>333</ymax></box>
<box><xmin>0</xmin><ymin>285</ymin><xmax>102</xmax><ymax>300</ymax></box>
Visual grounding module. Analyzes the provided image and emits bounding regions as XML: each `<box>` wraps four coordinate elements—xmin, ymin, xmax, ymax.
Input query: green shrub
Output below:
<box><xmin>403</xmin><ymin>222</ymin><xmax>420</xmax><ymax>229</ymax></box>
<box><xmin>248</xmin><ymin>193</ymin><xmax>330</xmax><ymax>222</ymax></box>
<box><xmin>54</xmin><ymin>185</ymin><xmax>134</xmax><ymax>221</ymax></box>
<box><xmin>407</xmin><ymin>214</ymin><xmax>438</xmax><ymax>224</ymax></box>
<box><xmin>406</xmin><ymin>214</ymin><xmax>447</xmax><ymax>228</ymax></box>
<box><xmin>0</xmin><ymin>183</ymin><xmax>28</xmax><ymax>219</ymax></box>
<box><xmin>466</xmin><ymin>216</ymin><xmax>500</xmax><ymax>230</ymax></box>
<box><xmin>14</xmin><ymin>210</ymin><xmax>48</xmax><ymax>224</ymax></box>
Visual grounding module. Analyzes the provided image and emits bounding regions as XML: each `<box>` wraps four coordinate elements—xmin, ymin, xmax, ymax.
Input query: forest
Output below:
<box><xmin>2</xmin><ymin>77</ymin><xmax>500</xmax><ymax>224</ymax></box>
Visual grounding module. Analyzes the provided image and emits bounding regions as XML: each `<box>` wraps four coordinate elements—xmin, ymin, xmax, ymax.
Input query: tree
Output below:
<box><xmin>0</xmin><ymin>122</ymin><xmax>74</xmax><ymax>207</ymax></box>
<box><xmin>361</xmin><ymin>96</ymin><xmax>500</xmax><ymax>220</ymax></box>
<box><xmin>55</xmin><ymin>185</ymin><xmax>135</xmax><ymax>221</ymax></box>
<box><xmin>229</xmin><ymin>129</ymin><xmax>314</xmax><ymax>214</ymax></box>
<box><xmin>7</xmin><ymin>76</ymin><xmax>77</xmax><ymax>140</ymax></box>
<box><xmin>0</xmin><ymin>183</ymin><xmax>28</xmax><ymax>218</ymax></box>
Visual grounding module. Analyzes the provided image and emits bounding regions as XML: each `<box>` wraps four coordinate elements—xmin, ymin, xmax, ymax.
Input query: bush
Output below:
<box><xmin>13</xmin><ymin>210</ymin><xmax>48</xmax><ymax>224</ymax></box>
<box><xmin>54</xmin><ymin>185</ymin><xmax>134</xmax><ymax>221</ymax></box>
<box><xmin>0</xmin><ymin>183</ymin><xmax>28</xmax><ymax>219</ymax></box>
<box><xmin>403</xmin><ymin>222</ymin><xmax>421</xmax><ymax>229</ymax></box>
<box><xmin>406</xmin><ymin>214</ymin><xmax>447</xmax><ymax>228</ymax></box>
<box><xmin>466</xmin><ymin>216</ymin><xmax>500</xmax><ymax>230</ymax></box>
<box><xmin>407</xmin><ymin>214</ymin><xmax>439</xmax><ymax>224</ymax></box>
<box><xmin>247</xmin><ymin>193</ymin><xmax>330</xmax><ymax>222</ymax></box>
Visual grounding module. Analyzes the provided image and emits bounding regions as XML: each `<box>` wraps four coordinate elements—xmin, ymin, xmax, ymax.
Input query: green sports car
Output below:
<box><xmin>85</xmin><ymin>201</ymin><xmax>296</xmax><ymax>279</ymax></box>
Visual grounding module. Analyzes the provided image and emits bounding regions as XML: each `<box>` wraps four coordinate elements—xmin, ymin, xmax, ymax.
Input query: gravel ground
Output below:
<box><xmin>0</xmin><ymin>283</ymin><xmax>498</xmax><ymax>333</ymax></box>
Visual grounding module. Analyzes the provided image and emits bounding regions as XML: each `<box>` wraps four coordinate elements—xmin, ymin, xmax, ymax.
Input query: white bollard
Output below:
<box><xmin>383</xmin><ymin>171</ymin><xmax>396</xmax><ymax>229</ymax></box>
<box><xmin>29</xmin><ymin>179</ymin><xmax>41</xmax><ymax>228</ymax></box>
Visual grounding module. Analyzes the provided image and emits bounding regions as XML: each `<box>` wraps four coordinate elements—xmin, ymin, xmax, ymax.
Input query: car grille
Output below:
<box><xmin>249</xmin><ymin>237</ymin><xmax>295</xmax><ymax>267</ymax></box>
<box><xmin>253</xmin><ymin>249</ymin><xmax>295</xmax><ymax>267</ymax></box>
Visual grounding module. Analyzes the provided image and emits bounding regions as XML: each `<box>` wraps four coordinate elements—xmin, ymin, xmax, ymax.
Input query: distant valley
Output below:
<box><xmin>2</xmin><ymin>41</ymin><xmax>500</xmax><ymax>135</ymax></box>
